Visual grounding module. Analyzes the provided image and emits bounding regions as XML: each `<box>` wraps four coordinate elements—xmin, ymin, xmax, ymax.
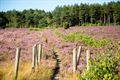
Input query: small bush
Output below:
<box><xmin>63</xmin><ymin>22</ymin><xmax>69</xmax><ymax>29</ymax></box>
<box><xmin>78</xmin><ymin>49</ymin><xmax>120</xmax><ymax>80</ymax></box>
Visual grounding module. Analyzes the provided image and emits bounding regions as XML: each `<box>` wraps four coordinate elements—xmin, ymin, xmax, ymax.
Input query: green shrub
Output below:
<box><xmin>64</xmin><ymin>33</ymin><xmax>111</xmax><ymax>48</ymax></box>
<box><xmin>78</xmin><ymin>50</ymin><xmax>120</xmax><ymax>80</ymax></box>
<box><xmin>63</xmin><ymin>22</ymin><xmax>69</xmax><ymax>29</ymax></box>
<box><xmin>54</xmin><ymin>29</ymin><xmax>63</xmax><ymax>37</ymax></box>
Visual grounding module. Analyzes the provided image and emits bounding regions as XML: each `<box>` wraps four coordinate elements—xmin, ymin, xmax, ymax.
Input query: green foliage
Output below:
<box><xmin>0</xmin><ymin>12</ymin><xmax>8</xmax><ymax>28</ymax></box>
<box><xmin>64</xmin><ymin>33</ymin><xmax>111</xmax><ymax>48</ymax></box>
<box><xmin>115</xmin><ymin>44</ymin><xmax>120</xmax><ymax>59</ymax></box>
<box><xmin>0</xmin><ymin>1</ymin><xmax>120</xmax><ymax>28</ymax></box>
<box><xmin>29</xmin><ymin>27</ymin><xmax>41</xmax><ymax>31</ymax></box>
<box><xmin>54</xmin><ymin>29</ymin><xmax>63</xmax><ymax>37</ymax></box>
<box><xmin>52</xmin><ymin>23</ymin><xmax>59</xmax><ymax>28</ymax></box>
<box><xmin>63</xmin><ymin>22</ymin><xmax>69</xmax><ymax>29</ymax></box>
<box><xmin>38</xmin><ymin>18</ymin><xmax>48</xmax><ymax>27</ymax></box>
<box><xmin>0</xmin><ymin>17</ymin><xmax>6</xmax><ymax>28</ymax></box>
<box><xmin>78</xmin><ymin>50</ymin><xmax>120</xmax><ymax>80</ymax></box>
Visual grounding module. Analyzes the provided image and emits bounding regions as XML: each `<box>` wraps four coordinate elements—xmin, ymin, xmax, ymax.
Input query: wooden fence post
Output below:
<box><xmin>77</xmin><ymin>46</ymin><xmax>82</xmax><ymax>65</ymax></box>
<box><xmin>38</xmin><ymin>44</ymin><xmax>42</xmax><ymax>63</ymax></box>
<box><xmin>32</xmin><ymin>44</ymin><xmax>37</xmax><ymax>71</ymax></box>
<box><xmin>14</xmin><ymin>48</ymin><xmax>21</xmax><ymax>80</ymax></box>
<box><xmin>73</xmin><ymin>48</ymin><xmax>77</xmax><ymax>72</ymax></box>
<box><xmin>86</xmin><ymin>50</ymin><xmax>90</xmax><ymax>71</ymax></box>
<box><xmin>35</xmin><ymin>44</ymin><xmax>38</xmax><ymax>68</ymax></box>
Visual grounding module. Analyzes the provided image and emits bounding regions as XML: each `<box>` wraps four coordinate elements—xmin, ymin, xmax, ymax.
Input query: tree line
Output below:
<box><xmin>0</xmin><ymin>1</ymin><xmax>120</xmax><ymax>29</ymax></box>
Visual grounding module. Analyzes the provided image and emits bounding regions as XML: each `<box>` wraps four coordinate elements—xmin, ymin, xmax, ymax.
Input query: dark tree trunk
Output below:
<box><xmin>113</xmin><ymin>16</ymin><xmax>116</xmax><ymax>24</ymax></box>
<box><xmin>104</xmin><ymin>14</ymin><xmax>106</xmax><ymax>24</ymax></box>
<box><xmin>108</xmin><ymin>14</ymin><xmax>110</xmax><ymax>25</ymax></box>
<box><xmin>90</xmin><ymin>16</ymin><xmax>93</xmax><ymax>23</ymax></box>
<box><xmin>85</xmin><ymin>15</ymin><xmax>87</xmax><ymax>23</ymax></box>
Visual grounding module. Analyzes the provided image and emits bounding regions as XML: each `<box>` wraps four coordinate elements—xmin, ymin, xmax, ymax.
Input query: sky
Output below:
<box><xmin>0</xmin><ymin>0</ymin><xmax>119</xmax><ymax>12</ymax></box>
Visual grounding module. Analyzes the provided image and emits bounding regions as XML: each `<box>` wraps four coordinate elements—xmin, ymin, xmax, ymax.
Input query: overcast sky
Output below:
<box><xmin>0</xmin><ymin>0</ymin><xmax>119</xmax><ymax>12</ymax></box>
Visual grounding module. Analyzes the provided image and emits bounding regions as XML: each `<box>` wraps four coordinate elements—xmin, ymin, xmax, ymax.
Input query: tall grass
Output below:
<box><xmin>0</xmin><ymin>61</ymin><xmax>53</xmax><ymax>80</ymax></box>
